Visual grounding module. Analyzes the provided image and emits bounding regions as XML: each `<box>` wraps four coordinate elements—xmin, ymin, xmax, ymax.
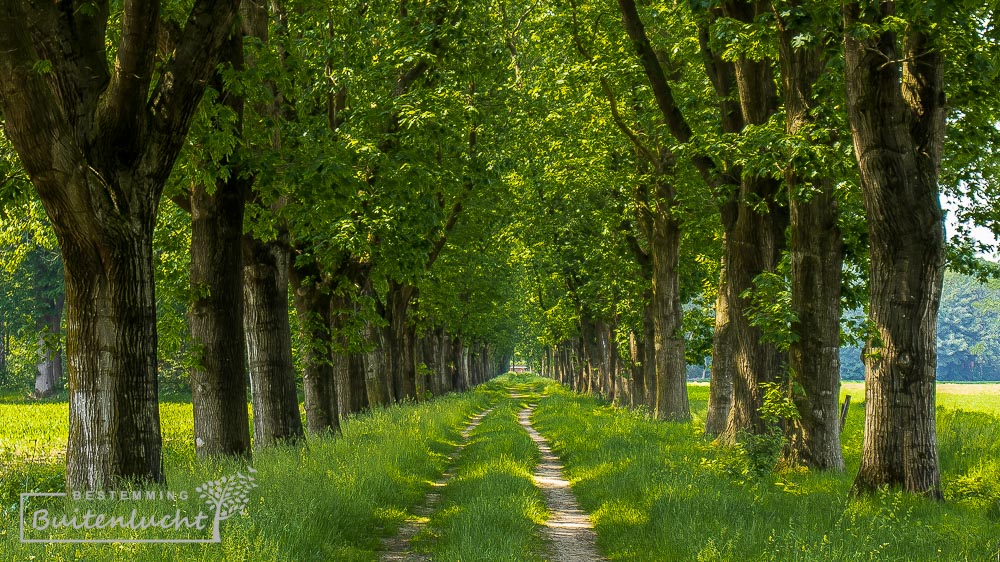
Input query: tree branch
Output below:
<box><xmin>100</xmin><ymin>0</ymin><xmax>160</xmax><ymax>154</ymax></box>
<box><xmin>426</xmin><ymin>199</ymin><xmax>462</xmax><ymax>271</ymax></box>
<box><xmin>24</xmin><ymin>1</ymin><xmax>111</xmax><ymax>134</ymax></box>
<box><xmin>0</xmin><ymin>0</ymin><xmax>73</xmax><ymax>205</ymax></box>
<box><xmin>599</xmin><ymin>78</ymin><xmax>657</xmax><ymax>162</ymax></box>
<box><xmin>616</xmin><ymin>0</ymin><xmax>693</xmax><ymax>143</ymax></box>
<box><xmin>567</xmin><ymin>0</ymin><xmax>655</xmax><ymax>162</ymax></box>
<box><xmin>146</xmin><ymin>0</ymin><xmax>241</xmax><ymax>183</ymax></box>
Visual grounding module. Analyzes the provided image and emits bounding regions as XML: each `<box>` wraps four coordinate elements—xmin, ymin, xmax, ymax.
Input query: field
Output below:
<box><xmin>539</xmin><ymin>381</ymin><xmax>1000</xmax><ymax>560</ymax></box>
<box><xmin>1</xmin><ymin>377</ymin><xmax>999</xmax><ymax>560</ymax></box>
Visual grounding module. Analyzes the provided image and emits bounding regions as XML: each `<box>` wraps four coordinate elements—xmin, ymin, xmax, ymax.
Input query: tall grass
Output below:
<box><xmin>1</xmin><ymin>386</ymin><xmax>504</xmax><ymax>561</ymax></box>
<box><xmin>3</xmin><ymin>376</ymin><xmax>998</xmax><ymax>560</ymax></box>
<box><xmin>532</xmin><ymin>379</ymin><xmax>1000</xmax><ymax>561</ymax></box>
<box><xmin>414</xmin><ymin>387</ymin><xmax>548</xmax><ymax>561</ymax></box>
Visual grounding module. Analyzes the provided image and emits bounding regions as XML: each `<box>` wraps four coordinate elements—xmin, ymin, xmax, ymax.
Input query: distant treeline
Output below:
<box><xmin>683</xmin><ymin>269</ymin><xmax>1000</xmax><ymax>382</ymax></box>
<box><xmin>841</xmin><ymin>270</ymin><xmax>1000</xmax><ymax>382</ymax></box>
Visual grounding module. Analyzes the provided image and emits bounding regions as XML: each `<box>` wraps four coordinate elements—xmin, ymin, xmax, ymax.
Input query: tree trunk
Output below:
<box><xmin>349</xmin><ymin>352</ymin><xmax>369</xmax><ymax>412</ymax></box>
<box><xmin>706</xmin><ymin>192</ymin><xmax>739</xmax><ymax>436</ymax></box>
<box><xmin>719</xmin><ymin>0</ymin><xmax>787</xmax><ymax>443</ymax></box>
<box><xmin>0</xmin><ymin>0</ymin><xmax>240</xmax><ymax>490</ymax></box>
<box><xmin>628</xmin><ymin>332</ymin><xmax>643</xmax><ymax>407</ymax></box>
<box><xmin>641</xmin><ymin>296</ymin><xmax>657</xmax><ymax>409</ymax></box>
<box><xmin>334</xmin><ymin>295</ymin><xmax>368</xmax><ymax>415</ymax></box>
<box><xmin>439</xmin><ymin>331</ymin><xmax>454</xmax><ymax>393</ymax></box>
<box><xmin>719</xmin><ymin>173</ymin><xmax>787</xmax><ymax>442</ymax></box>
<box><xmin>332</xmin><ymin>347</ymin><xmax>351</xmax><ymax>419</ymax></box>
<box><xmin>427</xmin><ymin>330</ymin><xmax>443</xmax><ymax>396</ymax></box>
<box><xmin>243</xmin><ymin>234</ymin><xmax>303</xmax><ymax>447</ymax></box>
<box><xmin>32</xmin><ymin>245</ymin><xmax>64</xmax><ymax>399</ymax></box>
<box><xmin>187</xmin><ymin>14</ymin><xmax>255</xmax><ymax>460</ymax></box>
<box><xmin>64</xmin><ymin>227</ymin><xmax>165</xmax><ymax>489</ymax></box>
<box><xmin>0</xmin><ymin>320</ymin><xmax>7</xmax><ymax>375</ymax></box>
<box><xmin>364</xmin><ymin>318</ymin><xmax>391</xmax><ymax>406</ymax></box>
<box><xmin>290</xmin><ymin>256</ymin><xmax>339</xmax><ymax>434</ymax></box>
<box><xmin>777</xmin><ymin>7</ymin><xmax>844</xmax><ymax>471</ymax></box>
<box><xmin>650</xmin><ymin>178</ymin><xmax>691</xmax><ymax>421</ymax></box>
<box><xmin>384</xmin><ymin>282</ymin><xmax>417</xmax><ymax>401</ymax></box>
<box><xmin>580</xmin><ymin>316</ymin><xmax>596</xmax><ymax>395</ymax></box>
<box><xmin>601</xmin><ymin>320</ymin><xmax>616</xmax><ymax>402</ymax></box>
<box><xmin>34</xmin><ymin>295</ymin><xmax>63</xmax><ymax>398</ymax></box>
<box><xmin>705</xmin><ymin>227</ymin><xmax>735</xmax><ymax>434</ymax></box>
<box><xmin>695</xmin><ymin>10</ymin><xmax>748</xmax><ymax>437</ymax></box>
<box><xmin>844</xmin><ymin>2</ymin><xmax>946</xmax><ymax>498</ymax></box>
<box><xmin>459</xmin><ymin>342</ymin><xmax>471</xmax><ymax>391</ymax></box>
<box><xmin>189</xmin><ymin>172</ymin><xmax>252</xmax><ymax>458</ymax></box>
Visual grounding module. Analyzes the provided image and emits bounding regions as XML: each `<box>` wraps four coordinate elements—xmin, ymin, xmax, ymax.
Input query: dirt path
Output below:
<box><xmin>379</xmin><ymin>407</ymin><xmax>495</xmax><ymax>562</ymax></box>
<box><xmin>517</xmin><ymin>402</ymin><xmax>605</xmax><ymax>562</ymax></box>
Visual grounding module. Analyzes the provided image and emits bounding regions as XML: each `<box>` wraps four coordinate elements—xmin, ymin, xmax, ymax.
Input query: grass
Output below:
<box><xmin>842</xmin><ymin>381</ymin><xmax>1000</xmax><ymax>416</ymax></box>
<box><xmin>533</xmin><ymin>378</ymin><xmax>1000</xmax><ymax>561</ymax></box>
<box><xmin>0</xmin><ymin>384</ymin><xmax>506</xmax><ymax>561</ymax></box>
<box><xmin>412</xmin><ymin>377</ymin><xmax>549</xmax><ymax>561</ymax></box>
<box><xmin>2</xmin><ymin>376</ymin><xmax>999</xmax><ymax>560</ymax></box>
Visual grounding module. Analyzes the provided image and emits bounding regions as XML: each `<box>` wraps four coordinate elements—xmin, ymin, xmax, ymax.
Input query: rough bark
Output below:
<box><xmin>844</xmin><ymin>1</ymin><xmax>946</xmax><ymax>498</ymax></box>
<box><xmin>455</xmin><ymin>340</ymin><xmax>471</xmax><ymax>391</ymax></box>
<box><xmin>243</xmin><ymin>233</ymin><xmax>304</xmax><ymax>447</ymax></box>
<box><xmin>650</xmin><ymin>179</ymin><xmax>691</xmax><ymax>421</ymax></box>
<box><xmin>697</xmin><ymin>11</ymin><xmax>746</xmax><ymax>437</ymax></box>
<box><xmin>348</xmin><ymin>352</ymin><xmax>369</xmax><ymax>412</ymax></box>
<box><xmin>187</xmin><ymin>30</ymin><xmax>252</xmax><ymax>460</ymax></box>
<box><xmin>290</xmin><ymin>254</ymin><xmax>339</xmax><ymax>434</ymax></box>
<box><xmin>719</xmin><ymin>0</ymin><xmax>788</xmax><ymax>444</ymax></box>
<box><xmin>189</xmin><ymin>173</ymin><xmax>252</xmax><ymax>457</ymax></box>
<box><xmin>641</xmin><ymin>295</ymin><xmax>657</xmax><ymax>409</ymax></box>
<box><xmin>364</xmin><ymin>316</ymin><xmax>391</xmax><ymax>406</ymax></box>
<box><xmin>332</xmin><ymin>347</ymin><xmax>351</xmax><ymax>420</ymax></box>
<box><xmin>329</xmin><ymin>293</ymin><xmax>350</xmax><ymax>421</ymax></box>
<box><xmin>426</xmin><ymin>330</ymin><xmax>443</xmax><ymax>396</ymax></box>
<box><xmin>618</xmin><ymin>0</ymin><xmax>750</xmax><ymax>428</ymax></box>
<box><xmin>330</xmin><ymin>290</ymin><xmax>368</xmax><ymax>416</ymax></box>
<box><xmin>705</xmin><ymin>226</ymin><xmax>735</xmax><ymax>434</ymax></box>
<box><xmin>776</xmin><ymin>6</ymin><xmax>844</xmax><ymax>470</ymax></box>
<box><xmin>719</xmin><ymin>184</ymin><xmax>787</xmax><ymax>442</ymax></box>
<box><xmin>386</xmin><ymin>281</ymin><xmax>417</xmax><ymax>401</ymax></box>
<box><xmin>0</xmin><ymin>0</ymin><xmax>240</xmax><ymax>489</ymax></box>
<box><xmin>0</xmin><ymin>320</ymin><xmax>8</xmax><ymax>375</ymax></box>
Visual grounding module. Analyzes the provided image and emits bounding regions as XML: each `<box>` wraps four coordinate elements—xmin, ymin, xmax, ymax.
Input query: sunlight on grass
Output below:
<box><xmin>414</xmin><ymin>388</ymin><xmax>549</xmax><ymax>562</ymax></box>
<box><xmin>532</xmin><ymin>377</ymin><xmax>1000</xmax><ymax>561</ymax></box>
<box><xmin>0</xmin><ymin>386</ymin><xmax>501</xmax><ymax>561</ymax></box>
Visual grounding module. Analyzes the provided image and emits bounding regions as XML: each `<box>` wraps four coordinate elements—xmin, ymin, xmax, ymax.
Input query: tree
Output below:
<box><xmin>0</xmin><ymin>199</ymin><xmax>64</xmax><ymax>396</ymax></box>
<box><xmin>174</xmin><ymin>28</ymin><xmax>253</xmax><ymax>458</ymax></box>
<box><xmin>774</xmin><ymin>0</ymin><xmax>846</xmax><ymax>471</ymax></box>
<box><xmin>240</xmin><ymin>0</ymin><xmax>305</xmax><ymax>447</ymax></box>
<box><xmin>615</xmin><ymin>0</ymin><xmax>789</xmax><ymax>429</ymax></box>
<box><xmin>0</xmin><ymin>0</ymin><xmax>241</xmax><ymax>489</ymax></box>
<box><xmin>844</xmin><ymin>0</ymin><xmax>947</xmax><ymax>498</ymax></box>
<box><xmin>705</xmin><ymin>2</ymin><xmax>788</xmax><ymax>444</ymax></box>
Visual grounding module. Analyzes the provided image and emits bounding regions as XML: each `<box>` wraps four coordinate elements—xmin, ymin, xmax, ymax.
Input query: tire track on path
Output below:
<box><xmin>515</xmin><ymin>398</ymin><xmax>605</xmax><ymax>562</ymax></box>
<box><xmin>379</xmin><ymin>406</ymin><xmax>495</xmax><ymax>562</ymax></box>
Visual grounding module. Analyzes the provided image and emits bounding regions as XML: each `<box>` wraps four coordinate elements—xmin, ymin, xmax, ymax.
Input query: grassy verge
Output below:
<box><xmin>1</xmin><ymin>384</ymin><xmax>505</xmax><ymax>561</ymax></box>
<box><xmin>413</xmin><ymin>375</ymin><xmax>548</xmax><ymax>561</ymax></box>
<box><xmin>532</xmin><ymin>377</ymin><xmax>1000</xmax><ymax>561</ymax></box>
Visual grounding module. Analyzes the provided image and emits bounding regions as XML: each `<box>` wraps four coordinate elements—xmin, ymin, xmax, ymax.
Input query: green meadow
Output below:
<box><xmin>1</xmin><ymin>375</ymin><xmax>999</xmax><ymax>560</ymax></box>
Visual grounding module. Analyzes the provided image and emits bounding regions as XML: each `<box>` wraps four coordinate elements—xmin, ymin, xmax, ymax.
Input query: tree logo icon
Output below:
<box><xmin>195</xmin><ymin>467</ymin><xmax>258</xmax><ymax>541</ymax></box>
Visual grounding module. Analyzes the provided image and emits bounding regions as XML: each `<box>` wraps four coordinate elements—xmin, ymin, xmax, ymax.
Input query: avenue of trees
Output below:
<box><xmin>0</xmin><ymin>0</ymin><xmax>998</xmax><ymax>502</ymax></box>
